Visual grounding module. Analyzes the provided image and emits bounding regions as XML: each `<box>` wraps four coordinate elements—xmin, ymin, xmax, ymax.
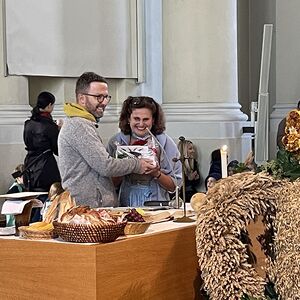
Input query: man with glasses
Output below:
<box><xmin>58</xmin><ymin>72</ymin><xmax>155</xmax><ymax>208</ymax></box>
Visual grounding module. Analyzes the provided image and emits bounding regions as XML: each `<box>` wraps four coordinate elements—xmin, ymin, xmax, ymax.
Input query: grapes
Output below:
<box><xmin>124</xmin><ymin>208</ymin><xmax>145</xmax><ymax>222</ymax></box>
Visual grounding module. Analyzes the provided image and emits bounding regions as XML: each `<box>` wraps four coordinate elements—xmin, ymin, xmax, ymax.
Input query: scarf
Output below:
<box><xmin>130</xmin><ymin>132</ymin><xmax>152</xmax><ymax>146</ymax></box>
<box><xmin>40</xmin><ymin>112</ymin><xmax>52</xmax><ymax>119</ymax></box>
<box><xmin>63</xmin><ymin>103</ymin><xmax>97</xmax><ymax>122</ymax></box>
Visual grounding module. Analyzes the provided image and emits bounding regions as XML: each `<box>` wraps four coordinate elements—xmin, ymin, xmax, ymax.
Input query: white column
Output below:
<box><xmin>162</xmin><ymin>0</ymin><xmax>249</xmax><ymax>186</ymax></box>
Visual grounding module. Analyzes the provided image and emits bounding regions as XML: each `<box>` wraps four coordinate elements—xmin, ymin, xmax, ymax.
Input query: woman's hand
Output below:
<box><xmin>56</xmin><ymin>118</ymin><xmax>64</xmax><ymax>129</ymax></box>
<box><xmin>139</xmin><ymin>159</ymin><xmax>157</xmax><ymax>174</ymax></box>
<box><xmin>147</xmin><ymin>164</ymin><xmax>161</xmax><ymax>177</ymax></box>
<box><xmin>188</xmin><ymin>171</ymin><xmax>200</xmax><ymax>180</ymax></box>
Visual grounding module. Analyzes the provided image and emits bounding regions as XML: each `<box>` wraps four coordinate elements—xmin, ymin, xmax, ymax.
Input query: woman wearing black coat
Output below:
<box><xmin>23</xmin><ymin>92</ymin><xmax>61</xmax><ymax>192</ymax></box>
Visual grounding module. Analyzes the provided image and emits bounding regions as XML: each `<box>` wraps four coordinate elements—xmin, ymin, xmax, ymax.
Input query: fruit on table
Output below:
<box><xmin>124</xmin><ymin>208</ymin><xmax>145</xmax><ymax>222</ymax></box>
<box><xmin>135</xmin><ymin>208</ymin><xmax>145</xmax><ymax>216</ymax></box>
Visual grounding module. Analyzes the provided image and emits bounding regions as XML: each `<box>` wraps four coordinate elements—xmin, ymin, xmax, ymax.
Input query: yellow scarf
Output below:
<box><xmin>63</xmin><ymin>103</ymin><xmax>96</xmax><ymax>122</ymax></box>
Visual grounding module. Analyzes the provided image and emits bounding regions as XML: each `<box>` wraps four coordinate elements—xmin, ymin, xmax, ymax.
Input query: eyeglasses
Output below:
<box><xmin>82</xmin><ymin>93</ymin><xmax>111</xmax><ymax>103</ymax></box>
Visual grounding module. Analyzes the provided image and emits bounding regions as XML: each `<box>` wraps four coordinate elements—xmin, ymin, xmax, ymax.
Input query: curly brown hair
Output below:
<box><xmin>119</xmin><ymin>96</ymin><xmax>166</xmax><ymax>135</ymax></box>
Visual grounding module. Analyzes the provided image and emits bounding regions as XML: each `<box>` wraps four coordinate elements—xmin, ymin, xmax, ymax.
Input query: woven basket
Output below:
<box><xmin>124</xmin><ymin>222</ymin><xmax>151</xmax><ymax>235</ymax></box>
<box><xmin>18</xmin><ymin>226</ymin><xmax>56</xmax><ymax>240</ymax></box>
<box><xmin>53</xmin><ymin>221</ymin><xmax>126</xmax><ymax>243</ymax></box>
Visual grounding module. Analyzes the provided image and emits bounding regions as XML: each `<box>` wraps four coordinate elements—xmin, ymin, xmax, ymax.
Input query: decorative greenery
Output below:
<box><xmin>233</xmin><ymin>162</ymin><xmax>253</xmax><ymax>174</ymax></box>
<box><xmin>259</xmin><ymin>149</ymin><xmax>300</xmax><ymax>180</ymax></box>
<box><xmin>264</xmin><ymin>281</ymin><xmax>278</xmax><ymax>300</ymax></box>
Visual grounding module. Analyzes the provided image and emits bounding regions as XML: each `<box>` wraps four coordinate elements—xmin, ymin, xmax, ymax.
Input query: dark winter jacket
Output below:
<box><xmin>23</xmin><ymin>113</ymin><xmax>61</xmax><ymax>191</ymax></box>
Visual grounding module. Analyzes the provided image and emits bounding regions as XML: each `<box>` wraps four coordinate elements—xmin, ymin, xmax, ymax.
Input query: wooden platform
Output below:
<box><xmin>0</xmin><ymin>221</ymin><xmax>202</xmax><ymax>300</ymax></box>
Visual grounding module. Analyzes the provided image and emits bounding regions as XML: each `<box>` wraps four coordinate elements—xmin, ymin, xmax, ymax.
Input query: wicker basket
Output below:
<box><xmin>124</xmin><ymin>222</ymin><xmax>151</xmax><ymax>235</ymax></box>
<box><xmin>53</xmin><ymin>221</ymin><xmax>126</xmax><ymax>243</ymax></box>
<box><xmin>18</xmin><ymin>226</ymin><xmax>56</xmax><ymax>240</ymax></box>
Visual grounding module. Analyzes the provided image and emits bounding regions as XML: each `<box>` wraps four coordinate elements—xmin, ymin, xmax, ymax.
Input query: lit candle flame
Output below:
<box><xmin>220</xmin><ymin>145</ymin><xmax>228</xmax><ymax>178</ymax></box>
<box><xmin>221</xmin><ymin>145</ymin><xmax>228</xmax><ymax>152</ymax></box>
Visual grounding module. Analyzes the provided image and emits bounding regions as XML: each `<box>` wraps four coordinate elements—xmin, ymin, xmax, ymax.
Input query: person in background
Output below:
<box><xmin>23</xmin><ymin>91</ymin><xmax>61</xmax><ymax>192</ymax></box>
<box><xmin>7</xmin><ymin>164</ymin><xmax>25</xmax><ymax>194</ymax></box>
<box><xmin>177</xmin><ymin>139</ymin><xmax>201</xmax><ymax>202</ymax></box>
<box><xmin>107</xmin><ymin>96</ymin><xmax>182</xmax><ymax>207</ymax></box>
<box><xmin>208</xmin><ymin>149</ymin><xmax>222</xmax><ymax>175</ymax></box>
<box><xmin>227</xmin><ymin>160</ymin><xmax>239</xmax><ymax>176</ymax></box>
<box><xmin>58</xmin><ymin>72</ymin><xmax>155</xmax><ymax>208</ymax></box>
<box><xmin>41</xmin><ymin>182</ymin><xmax>64</xmax><ymax>221</ymax></box>
<box><xmin>23</xmin><ymin>91</ymin><xmax>61</xmax><ymax>222</ymax></box>
<box><xmin>204</xmin><ymin>149</ymin><xmax>222</xmax><ymax>192</ymax></box>
<box><xmin>205</xmin><ymin>172</ymin><xmax>222</xmax><ymax>192</ymax></box>
<box><xmin>5</xmin><ymin>164</ymin><xmax>26</xmax><ymax>226</ymax></box>
<box><xmin>243</xmin><ymin>151</ymin><xmax>256</xmax><ymax>171</ymax></box>
<box><xmin>277</xmin><ymin>100</ymin><xmax>300</xmax><ymax>149</ymax></box>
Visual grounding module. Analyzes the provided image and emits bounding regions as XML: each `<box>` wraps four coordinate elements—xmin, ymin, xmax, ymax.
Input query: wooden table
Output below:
<box><xmin>0</xmin><ymin>221</ymin><xmax>202</xmax><ymax>300</ymax></box>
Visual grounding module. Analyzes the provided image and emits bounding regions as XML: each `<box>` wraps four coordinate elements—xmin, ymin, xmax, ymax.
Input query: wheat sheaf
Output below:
<box><xmin>195</xmin><ymin>172</ymin><xmax>288</xmax><ymax>300</ymax></box>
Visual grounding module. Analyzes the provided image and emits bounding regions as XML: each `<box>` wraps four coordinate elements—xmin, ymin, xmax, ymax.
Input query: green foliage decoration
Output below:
<box><xmin>259</xmin><ymin>149</ymin><xmax>300</xmax><ymax>180</ymax></box>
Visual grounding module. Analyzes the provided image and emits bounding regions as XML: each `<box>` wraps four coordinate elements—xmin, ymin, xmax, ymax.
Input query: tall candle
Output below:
<box><xmin>175</xmin><ymin>186</ymin><xmax>179</xmax><ymax>208</ymax></box>
<box><xmin>250</xmin><ymin>102</ymin><xmax>256</xmax><ymax>128</ymax></box>
<box><xmin>220</xmin><ymin>145</ymin><xmax>228</xmax><ymax>178</ymax></box>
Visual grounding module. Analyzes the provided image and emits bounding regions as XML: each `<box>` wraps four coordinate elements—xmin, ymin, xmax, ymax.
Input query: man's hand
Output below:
<box><xmin>139</xmin><ymin>159</ymin><xmax>157</xmax><ymax>174</ymax></box>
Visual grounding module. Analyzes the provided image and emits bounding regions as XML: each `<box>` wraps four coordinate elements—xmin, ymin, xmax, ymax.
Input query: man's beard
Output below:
<box><xmin>85</xmin><ymin>99</ymin><xmax>103</xmax><ymax>119</ymax></box>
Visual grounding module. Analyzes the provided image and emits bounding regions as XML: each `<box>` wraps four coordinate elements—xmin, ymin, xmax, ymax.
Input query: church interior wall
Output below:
<box><xmin>0</xmin><ymin>1</ymin><xmax>298</xmax><ymax>194</ymax></box>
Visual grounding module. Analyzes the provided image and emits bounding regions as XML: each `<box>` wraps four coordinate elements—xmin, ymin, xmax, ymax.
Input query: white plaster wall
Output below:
<box><xmin>270</xmin><ymin>0</ymin><xmax>300</xmax><ymax>159</ymax></box>
<box><xmin>276</xmin><ymin>0</ymin><xmax>300</xmax><ymax>103</ymax></box>
<box><xmin>163</xmin><ymin>0</ymin><xmax>238</xmax><ymax>103</ymax></box>
<box><xmin>0</xmin><ymin>0</ymin><xmax>31</xmax><ymax>193</ymax></box>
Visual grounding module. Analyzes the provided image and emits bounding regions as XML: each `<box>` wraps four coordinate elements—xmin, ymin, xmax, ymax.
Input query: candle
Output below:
<box><xmin>250</xmin><ymin>108</ymin><xmax>255</xmax><ymax>128</ymax></box>
<box><xmin>220</xmin><ymin>145</ymin><xmax>228</xmax><ymax>178</ymax></box>
<box><xmin>175</xmin><ymin>186</ymin><xmax>179</xmax><ymax>208</ymax></box>
<box><xmin>250</xmin><ymin>102</ymin><xmax>257</xmax><ymax>128</ymax></box>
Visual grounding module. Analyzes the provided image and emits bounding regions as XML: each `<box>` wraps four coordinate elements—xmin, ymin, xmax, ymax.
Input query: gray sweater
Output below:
<box><xmin>58</xmin><ymin>117</ymin><xmax>142</xmax><ymax>207</ymax></box>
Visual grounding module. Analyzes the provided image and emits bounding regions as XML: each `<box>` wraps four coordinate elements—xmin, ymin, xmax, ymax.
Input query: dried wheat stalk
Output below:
<box><xmin>266</xmin><ymin>180</ymin><xmax>300</xmax><ymax>299</ymax></box>
<box><xmin>196</xmin><ymin>172</ymin><xmax>284</xmax><ymax>300</ymax></box>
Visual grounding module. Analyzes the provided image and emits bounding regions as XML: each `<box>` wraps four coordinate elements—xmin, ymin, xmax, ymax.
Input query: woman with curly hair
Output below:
<box><xmin>107</xmin><ymin>96</ymin><xmax>182</xmax><ymax>207</ymax></box>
